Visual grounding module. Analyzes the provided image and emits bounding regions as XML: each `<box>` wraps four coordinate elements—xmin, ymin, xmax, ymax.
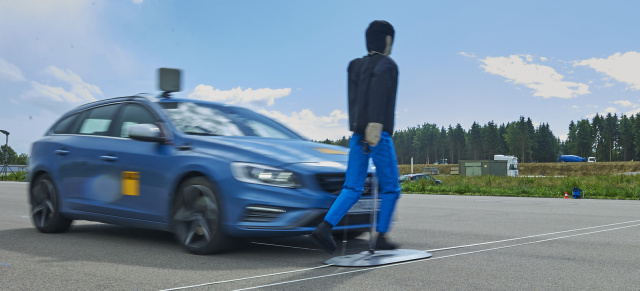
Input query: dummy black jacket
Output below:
<box><xmin>347</xmin><ymin>53</ymin><xmax>398</xmax><ymax>136</ymax></box>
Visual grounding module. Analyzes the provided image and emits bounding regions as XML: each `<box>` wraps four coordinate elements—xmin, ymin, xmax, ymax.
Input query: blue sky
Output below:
<box><xmin>1</xmin><ymin>0</ymin><xmax>639</xmax><ymax>155</ymax></box>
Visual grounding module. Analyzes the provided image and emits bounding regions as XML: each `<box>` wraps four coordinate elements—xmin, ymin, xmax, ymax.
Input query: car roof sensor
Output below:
<box><xmin>158</xmin><ymin>68</ymin><xmax>182</xmax><ymax>98</ymax></box>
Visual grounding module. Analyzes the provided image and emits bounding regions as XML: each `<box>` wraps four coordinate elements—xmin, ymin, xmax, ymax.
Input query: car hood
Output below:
<box><xmin>189</xmin><ymin>136</ymin><xmax>350</xmax><ymax>168</ymax></box>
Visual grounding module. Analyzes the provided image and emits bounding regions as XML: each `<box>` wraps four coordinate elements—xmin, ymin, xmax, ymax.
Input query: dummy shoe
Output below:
<box><xmin>375</xmin><ymin>232</ymin><xmax>398</xmax><ymax>250</ymax></box>
<box><xmin>311</xmin><ymin>221</ymin><xmax>337</xmax><ymax>254</ymax></box>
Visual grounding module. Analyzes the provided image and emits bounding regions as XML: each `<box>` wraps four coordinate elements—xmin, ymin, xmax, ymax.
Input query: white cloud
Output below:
<box><xmin>604</xmin><ymin>107</ymin><xmax>617</xmax><ymax>114</ymax></box>
<box><xmin>20</xmin><ymin>66</ymin><xmax>102</xmax><ymax>113</ymax></box>
<box><xmin>133</xmin><ymin>0</ymin><xmax>143</xmax><ymax>4</ymax></box>
<box><xmin>614</xmin><ymin>100</ymin><xmax>640</xmax><ymax>116</ymax></box>
<box><xmin>0</xmin><ymin>57</ymin><xmax>25</xmax><ymax>82</ymax></box>
<box><xmin>188</xmin><ymin>84</ymin><xmax>292</xmax><ymax>107</ymax></box>
<box><xmin>480</xmin><ymin>55</ymin><xmax>590</xmax><ymax>98</ymax></box>
<box><xmin>458</xmin><ymin>52</ymin><xmax>476</xmax><ymax>58</ymax></box>
<box><xmin>613</xmin><ymin>100</ymin><xmax>634</xmax><ymax>108</ymax></box>
<box><xmin>258</xmin><ymin>109</ymin><xmax>349</xmax><ymax>140</ymax></box>
<box><xmin>540</xmin><ymin>57</ymin><xmax>548</xmax><ymax>62</ymax></box>
<box><xmin>625</xmin><ymin>107</ymin><xmax>640</xmax><ymax>116</ymax></box>
<box><xmin>43</xmin><ymin>66</ymin><xmax>102</xmax><ymax>102</ymax></box>
<box><xmin>575</xmin><ymin>51</ymin><xmax>640</xmax><ymax>90</ymax></box>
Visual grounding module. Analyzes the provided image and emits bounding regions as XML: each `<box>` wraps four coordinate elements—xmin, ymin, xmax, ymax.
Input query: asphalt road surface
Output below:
<box><xmin>2</xmin><ymin>181</ymin><xmax>639</xmax><ymax>290</ymax></box>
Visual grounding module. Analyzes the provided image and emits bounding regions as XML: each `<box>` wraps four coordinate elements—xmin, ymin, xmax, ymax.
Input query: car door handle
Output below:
<box><xmin>100</xmin><ymin>155</ymin><xmax>119</xmax><ymax>162</ymax></box>
<box><xmin>55</xmin><ymin>150</ymin><xmax>70</xmax><ymax>155</ymax></box>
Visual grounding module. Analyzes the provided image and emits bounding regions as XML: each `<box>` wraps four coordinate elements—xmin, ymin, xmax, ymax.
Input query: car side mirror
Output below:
<box><xmin>129</xmin><ymin>124</ymin><xmax>166</xmax><ymax>143</ymax></box>
<box><xmin>158</xmin><ymin>68</ymin><xmax>181</xmax><ymax>97</ymax></box>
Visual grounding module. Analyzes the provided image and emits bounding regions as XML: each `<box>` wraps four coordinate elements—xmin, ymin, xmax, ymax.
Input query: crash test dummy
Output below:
<box><xmin>311</xmin><ymin>20</ymin><xmax>401</xmax><ymax>254</ymax></box>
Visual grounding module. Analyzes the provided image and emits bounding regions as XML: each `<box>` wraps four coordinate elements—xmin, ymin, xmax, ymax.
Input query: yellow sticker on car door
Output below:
<box><xmin>121</xmin><ymin>171</ymin><xmax>140</xmax><ymax>196</ymax></box>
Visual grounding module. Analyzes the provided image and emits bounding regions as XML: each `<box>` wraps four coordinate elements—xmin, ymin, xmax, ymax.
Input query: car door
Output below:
<box><xmin>99</xmin><ymin>102</ymin><xmax>175</xmax><ymax>223</ymax></box>
<box><xmin>57</xmin><ymin>103</ymin><xmax>124</xmax><ymax>212</ymax></box>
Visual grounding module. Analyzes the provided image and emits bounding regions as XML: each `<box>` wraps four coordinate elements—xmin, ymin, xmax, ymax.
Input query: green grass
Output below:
<box><xmin>401</xmin><ymin>174</ymin><xmax>640</xmax><ymax>200</ymax></box>
<box><xmin>1</xmin><ymin>171</ymin><xmax>27</xmax><ymax>182</ymax></box>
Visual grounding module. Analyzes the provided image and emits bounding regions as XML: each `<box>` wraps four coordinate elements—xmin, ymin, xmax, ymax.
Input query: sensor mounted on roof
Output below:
<box><xmin>158</xmin><ymin>68</ymin><xmax>182</xmax><ymax>98</ymax></box>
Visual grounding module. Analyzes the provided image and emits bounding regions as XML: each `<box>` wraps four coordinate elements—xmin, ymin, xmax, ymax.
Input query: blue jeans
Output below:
<box><xmin>324</xmin><ymin>132</ymin><xmax>401</xmax><ymax>233</ymax></box>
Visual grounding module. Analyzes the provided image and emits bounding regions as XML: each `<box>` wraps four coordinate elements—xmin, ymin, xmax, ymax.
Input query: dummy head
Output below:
<box><xmin>366</xmin><ymin>20</ymin><xmax>395</xmax><ymax>56</ymax></box>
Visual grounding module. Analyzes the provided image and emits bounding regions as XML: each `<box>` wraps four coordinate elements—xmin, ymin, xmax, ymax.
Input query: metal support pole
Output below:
<box><xmin>368</xmin><ymin>166</ymin><xmax>378</xmax><ymax>254</ymax></box>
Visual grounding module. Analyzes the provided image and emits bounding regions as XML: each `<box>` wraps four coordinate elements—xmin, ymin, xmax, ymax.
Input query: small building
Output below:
<box><xmin>458</xmin><ymin>160</ymin><xmax>509</xmax><ymax>177</ymax></box>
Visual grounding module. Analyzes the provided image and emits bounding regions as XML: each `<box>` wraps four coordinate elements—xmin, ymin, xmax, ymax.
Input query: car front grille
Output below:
<box><xmin>315</xmin><ymin>173</ymin><xmax>372</xmax><ymax>197</ymax></box>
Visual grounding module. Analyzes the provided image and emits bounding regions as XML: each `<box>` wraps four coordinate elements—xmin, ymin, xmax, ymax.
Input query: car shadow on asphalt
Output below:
<box><xmin>0</xmin><ymin>224</ymin><xmax>373</xmax><ymax>270</ymax></box>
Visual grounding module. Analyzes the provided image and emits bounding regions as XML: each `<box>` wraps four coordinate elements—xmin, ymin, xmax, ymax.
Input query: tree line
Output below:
<box><xmin>318</xmin><ymin>112</ymin><xmax>640</xmax><ymax>165</ymax></box>
<box><xmin>1</xmin><ymin>145</ymin><xmax>29</xmax><ymax>165</ymax></box>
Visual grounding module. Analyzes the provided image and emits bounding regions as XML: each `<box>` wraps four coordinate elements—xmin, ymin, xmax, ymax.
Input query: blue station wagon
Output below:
<box><xmin>28</xmin><ymin>69</ymin><xmax>374</xmax><ymax>254</ymax></box>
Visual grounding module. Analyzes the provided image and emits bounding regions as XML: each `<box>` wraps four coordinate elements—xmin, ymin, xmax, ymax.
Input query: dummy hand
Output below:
<box><xmin>365</xmin><ymin>122</ymin><xmax>383</xmax><ymax>147</ymax></box>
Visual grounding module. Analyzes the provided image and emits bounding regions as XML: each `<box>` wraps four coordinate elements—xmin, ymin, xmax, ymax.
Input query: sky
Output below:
<box><xmin>1</xmin><ymin>0</ymin><xmax>640</xmax><ymax>155</ymax></box>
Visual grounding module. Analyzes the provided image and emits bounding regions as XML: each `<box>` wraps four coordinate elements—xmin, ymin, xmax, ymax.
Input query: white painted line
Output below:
<box><xmin>158</xmin><ymin>220</ymin><xmax>640</xmax><ymax>291</ymax></box>
<box><xmin>158</xmin><ymin>265</ymin><xmax>331</xmax><ymax>291</ymax></box>
<box><xmin>425</xmin><ymin>219</ymin><xmax>640</xmax><ymax>252</ymax></box>
<box><xmin>249</xmin><ymin>242</ymin><xmax>323</xmax><ymax>252</ymax></box>
<box><xmin>232</xmin><ymin>223</ymin><xmax>640</xmax><ymax>291</ymax></box>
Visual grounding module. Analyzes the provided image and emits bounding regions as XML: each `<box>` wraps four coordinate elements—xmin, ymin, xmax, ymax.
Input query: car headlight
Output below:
<box><xmin>231</xmin><ymin>162</ymin><xmax>301</xmax><ymax>188</ymax></box>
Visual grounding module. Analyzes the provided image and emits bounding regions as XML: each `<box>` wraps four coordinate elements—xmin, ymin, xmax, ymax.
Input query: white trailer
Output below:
<box><xmin>493</xmin><ymin>155</ymin><xmax>519</xmax><ymax>177</ymax></box>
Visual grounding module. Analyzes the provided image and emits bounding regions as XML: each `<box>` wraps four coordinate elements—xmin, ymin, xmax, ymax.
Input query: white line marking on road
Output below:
<box><xmin>249</xmin><ymin>242</ymin><xmax>322</xmax><ymax>252</ymax></box>
<box><xmin>158</xmin><ymin>265</ymin><xmax>331</xmax><ymax>291</ymax></box>
<box><xmin>425</xmin><ymin>219</ymin><xmax>640</xmax><ymax>252</ymax></box>
<box><xmin>232</xmin><ymin>223</ymin><xmax>640</xmax><ymax>291</ymax></box>
<box><xmin>158</xmin><ymin>220</ymin><xmax>640</xmax><ymax>291</ymax></box>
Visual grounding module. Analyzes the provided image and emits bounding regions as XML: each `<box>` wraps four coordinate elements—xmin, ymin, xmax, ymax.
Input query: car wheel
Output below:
<box><xmin>30</xmin><ymin>174</ymin><xmax>72</xmax><ymax>233</ymax></box>
<box><xmin>172</xmin><ymin>177</ymin><xmax>229</xmax><ymax>254</ymax></box>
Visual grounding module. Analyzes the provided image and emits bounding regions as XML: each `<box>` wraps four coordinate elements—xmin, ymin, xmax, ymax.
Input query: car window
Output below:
<box><xmin>73</xmin><ymin>104</ymin><xmax>121</xmax><ymax>136</ymax></box>
<box><xmin>114</xmin><ymin>104</ymin><xmax>158</xmax><ymax>138</ymax></box>
<box><xmin>52</xmin><ymin>114</ymin><xmax>79</xmax><ymax>134</ymax></box>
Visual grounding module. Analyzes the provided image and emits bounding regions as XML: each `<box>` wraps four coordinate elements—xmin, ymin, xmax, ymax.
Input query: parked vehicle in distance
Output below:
<box><xmin>587</xmin><ymin>157</ymin><xmax>596</xmax><ymax>162</ymax></box>
<box><xmin>493</xmin><ymin>155</ymin><xmax>518</xmax><ymax>177</ymax></box>
<box><xmin>27</xmin><ymin>68</ymin><xmax>373</xmax><ymax>255</ymax></box>
<box><xmin>558</xmin><ymin>155</ymin><xmax>586</xmax><ymax>162</ymax></box>
<box><xmin>399</xmin><ymin>174</ymin><xmax>442</xmax><ymax>185</ymax></box>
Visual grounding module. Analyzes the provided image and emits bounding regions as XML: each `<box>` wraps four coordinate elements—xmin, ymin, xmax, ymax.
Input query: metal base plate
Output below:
<box><xmin>324</xmin><ymin>249</ymin><xmax>432</xmax><ymax>267</ymax></box>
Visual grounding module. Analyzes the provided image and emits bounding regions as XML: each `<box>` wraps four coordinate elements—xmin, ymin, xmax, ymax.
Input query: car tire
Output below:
<box><xmin>172</xmin><ymin>177</ymin><xmax>229</xmax><ymax>255</ymax></box>
<box><xmin>29</xmin><ymin>174</ymin><xmax>72</xmax><ymax>233</ymax></box>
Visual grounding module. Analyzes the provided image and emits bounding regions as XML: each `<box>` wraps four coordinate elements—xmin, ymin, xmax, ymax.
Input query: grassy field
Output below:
<box><xmin>399</xmin><ymin>162</ymin><xmax>640</xmax><ymax>200</ymax></box>
<box><xmin>399</xmin><ymin>161</ymin><xmax>640</xmax><ymax>176</ymax></box>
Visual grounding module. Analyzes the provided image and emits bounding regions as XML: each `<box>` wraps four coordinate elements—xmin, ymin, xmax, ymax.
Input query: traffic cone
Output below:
<box><xmin>564</xmin><ymin>192</ymin><xmax>568</xmax><ymax>199</ymax></box>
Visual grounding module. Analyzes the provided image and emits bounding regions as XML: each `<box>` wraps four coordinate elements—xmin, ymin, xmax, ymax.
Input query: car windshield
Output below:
<box><xmin>159</xmin><ymin>102</ymin><xmax>303</xmax><ymax>139</ymax></box>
